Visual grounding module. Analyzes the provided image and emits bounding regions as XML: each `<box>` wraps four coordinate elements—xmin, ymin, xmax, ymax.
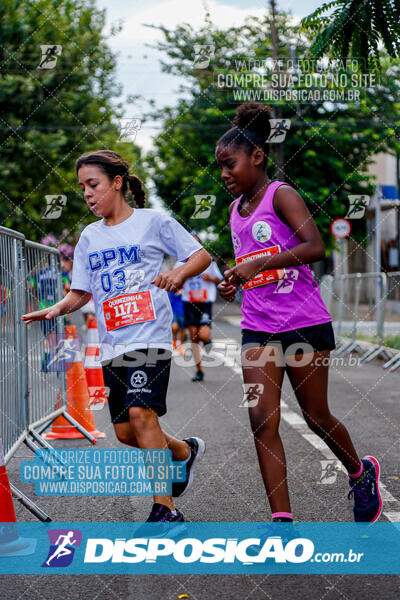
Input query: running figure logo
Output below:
<box><xmin>240</xmin><ymin>383</ymin><xmax>264</xmax><ymax>408</ymax></box>
<box><xmin>87</xmin><ymin>386</ymin><xmax>110</xmax><ymax>411</ymax></box>
<box><xmin>192</xmin><ymin>195</ymin><xmax>216</xmax><ymax>219</ymax></box>
<box><xmin>42</xmin><ymin>195</ymin><xmax>67</xmax><ymax>220</ymax></box>
<box><xmin>45</xmin><ymin>335</ymin><xmax>80</xmax><ymax>372</ymax></box>
<box><xmin>42</xmin><ymin>529</ymin><xmax>82</xmax><ymax>567</ymax></box>
<box><xmin>274</xmin><ymin>268</ymin><xmax>299</xmax><ymax>294</ymax></box>
<box><xmin>346</xmin><ymin>195</ymin><xmax>370</xmax><ymax>219</ymax></box>
<box><xmin>37</xmin><ymin>45</ymin><xmax>62</xmax><ymax>70</ymax></box>
<box><xmin>318</xmin><ymin>460</ymin><xmax>342</xmax><ymax>484</ymax></box>
<box><xmin>232</xmin><ymin>232</ymin><xmax>242</xmax><ymax>253</ymax></box>
<box><xmin>267</xmin><ymin>119</ymin><xmax>291</xmax><ymax>143</ymax></box>
<box><xmin>119</xmin><ymin>118</ymin><xmax>142</xmax><ymax>142</ymax></box>
<box><xmin>193</xmin><ymin>44</ymin><xmax>215</xmax><ymax>69</ymax></box>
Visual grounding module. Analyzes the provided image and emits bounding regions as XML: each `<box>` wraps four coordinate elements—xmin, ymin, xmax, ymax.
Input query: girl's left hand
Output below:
<box><xmin>151</xmin><ymin>270</ymin><xmax>185</xmax><ymax>292</ymax></box>
<box><xmin>224</xmin><ymin>263</ymin><xmax>256</xmax><ymax>285</ymax></box>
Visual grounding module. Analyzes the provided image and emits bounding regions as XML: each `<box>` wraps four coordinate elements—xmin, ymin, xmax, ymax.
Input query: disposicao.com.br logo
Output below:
<box><xmin>0</xmin><ymin>523</ymin><xmax>398</xmax><ymax>575</ymax></box>
<box><xmin>83</xmin><ymin>533</ymin><xmax>361</xmax><ymax>566</ymax></box>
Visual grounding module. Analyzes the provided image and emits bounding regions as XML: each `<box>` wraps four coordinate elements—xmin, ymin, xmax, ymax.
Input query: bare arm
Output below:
<box><xmin>151</xmin><ymin>248</ymin><xmax>211</xmax><ymax>292</ymax></box>
<box><xmin>202</xmin><ymin>273</ymin><xmax>223</xmax><ymax>284</ymax></box>
<box><xmin>22</xmin><ymin>289</ymin><xmax>92</xmax><ymax>324</ymax></box>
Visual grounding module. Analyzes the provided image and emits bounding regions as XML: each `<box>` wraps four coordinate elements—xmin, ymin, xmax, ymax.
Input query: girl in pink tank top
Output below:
<box><xmin>215</xmin><ymin>103</ymin><xmax>382</xmax><ymax>526</ymax></box>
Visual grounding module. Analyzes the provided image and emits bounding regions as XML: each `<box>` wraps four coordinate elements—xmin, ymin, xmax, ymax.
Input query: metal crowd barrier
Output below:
<box><xmin>320</xmin><ymin>274</ymin><xmax>333</xmax><ymax>314</ymax></box>
<box><xmin>25</xmin><ymin>241</ymin><xmax>67</xmax><ymax>439</ymax></box>
<box><xmin>0</xmin><ymin>226</ymin><xmax>93</xmax><ymax>521</ymax></box>
<box><xmin>330</xmin><ymin>272</ymin><xmax>389</xmax><ymax>362</ymax></box>
<box><xmin>382</xmin><ymin>271</ymin><xmax>400</xmax><ymax>371</ymax></box>
<box><xmin>0</xmin><ymin>228</ymin><xmax>28</xmax><ymax>462</ymax></box>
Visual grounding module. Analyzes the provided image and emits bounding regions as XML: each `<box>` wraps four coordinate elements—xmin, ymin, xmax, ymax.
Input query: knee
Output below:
<box><xmin>115</xmin><ymin>430</ymin><xmax>138</xmax><ymax>446</ymax></box>
<box><xmin>129</xmin><ymin>406</ymin><xmax>156</xmax><ymax>432</ymax></box>
<box><xmin>303</xmin><ymin>410</ymin><xmax>332</xmax><ymax>433</ymax></box>
<box><xmin>198</xmin><ymin>330</ymin><xmax>210</xmax><ymax>344</ymax></box>
<box><xmin>250</xmin><ymin>410</ymin><xmax>280</xmax><ymax>439</ymax></box>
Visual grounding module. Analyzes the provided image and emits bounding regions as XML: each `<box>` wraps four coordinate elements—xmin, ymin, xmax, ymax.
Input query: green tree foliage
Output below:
<box><xmin>0</xmin><ymin>0</ymin><xmax>146</xmax><ymax>243</ymax></box>
<box><xmin>301</xmin><ymin>0</ymin><xmax>400</xmax><ymax>73</ymax></box>
<box><xmin>147</xmin><ymin>10</ymin><xmax>400</xmax><ymax>260</ymax></box>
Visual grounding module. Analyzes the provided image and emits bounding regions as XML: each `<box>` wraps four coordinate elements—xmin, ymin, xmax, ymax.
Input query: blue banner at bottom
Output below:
<box><xmin>0</xmin><ymin>522</ymin><xmax>399</xmax><ymax>574</ymax></box>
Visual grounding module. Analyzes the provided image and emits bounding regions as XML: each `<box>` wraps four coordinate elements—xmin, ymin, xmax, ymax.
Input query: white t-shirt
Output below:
<box><xmin>179</xmin><ymin>259</ymin><xmax>223</xmax><ymax>303</ymax></box>
<box><xmin>71</xmin><ymin>209</ymin><xmax>202</xmax><ymax>361</ymax></box>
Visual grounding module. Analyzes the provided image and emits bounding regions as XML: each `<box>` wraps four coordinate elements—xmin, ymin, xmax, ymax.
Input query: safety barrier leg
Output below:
<box><xmin>361</xmin><ymin>346</ymin><xmax>386</xmax><ymax>363</ymax></box>
<box><xmin>60</xmin><ymin>410</ymin><xmax>97</xmax><ymax>444</ymax></box>
<box><xmin>359</xmin><ymin>346</ymin><xmax>379</xmax><ymax>362</ymax></box>
<box><xmin>335</xmin><ymin>340</ymin><xmax>353</xmax><ymax>356</ymax></box>
<box><xmin>27</xmin><ymin>428</ymin><xmax>69</xmax><ymax>468</ymax></box>
<box><xmin>10</xmin><ymin>483</ymin><xmax>51</xmax><ymax>522</ymax></box>
<box><xmin>383</xmin><ymin>351</ymin><xmax>400</xmax><ymax>369</ymax></box>
<box><xmin>389</xmin><ymin>356</ymin><xmax>400</xmax><ymax>372</ymax></box>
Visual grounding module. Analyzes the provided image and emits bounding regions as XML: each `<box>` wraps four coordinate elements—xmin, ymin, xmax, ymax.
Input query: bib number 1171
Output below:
<box><xmin>102</xmin><ymin>291</ymin><xmax>156</xmax><ymax>331</ymax></box>
<box><xmin>113</xmin><ymin>301</ymin><xmax>139</xmax><ymax>317</ymax></box>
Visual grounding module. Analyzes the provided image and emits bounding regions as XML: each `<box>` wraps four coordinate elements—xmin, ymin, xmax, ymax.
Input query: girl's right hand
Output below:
<box><xmin>217</xmin><ymin>280</ymin><xmax>238</xmax><ymax>302</ymax></box>
<box><xmin>22</xmin><ymin>305</ymin><xmax>62</xmax><ymax>324</ymax></box>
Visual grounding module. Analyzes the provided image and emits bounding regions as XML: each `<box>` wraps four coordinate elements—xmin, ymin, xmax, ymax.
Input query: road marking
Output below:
<box><xmin>301</xmin><ymin>434</ymin><xmax>336</xmax><ymax>459</ymax></box>
<box><xmin>381</xmin><ymin>512</ymin><xmax>400</xmax><ymax>521</ymax></box>
<box><xmin>211</xmin><ymin>338</ymin><xmax>241</xmax><ymax>374</ymax></box>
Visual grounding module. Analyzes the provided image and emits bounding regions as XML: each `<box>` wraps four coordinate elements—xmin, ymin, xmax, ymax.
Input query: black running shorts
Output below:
<box><xmin>241</xmin><ymin>321</ymin><xmax>336</xmax><ymax>354</ymax></box>
<box><xmin>102</xmin><ymin>348</ymin><xmax>172</xmax><ymax>423</ymax></box>
<box><xmin>183</xmin><ymin>301</ymin><xmax>212</xmax><ymax>328</ymax></box>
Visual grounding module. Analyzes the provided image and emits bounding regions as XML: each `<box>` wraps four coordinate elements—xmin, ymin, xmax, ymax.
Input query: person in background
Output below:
<box><xmin>168</xmin><ymin>288</ymin><xmax>186</xmax><ymax>352</ymax></box>
<box><xmin>178</xmin><ymin>235</ymin><xmax>223</xmax><ymax>382</ymax></box>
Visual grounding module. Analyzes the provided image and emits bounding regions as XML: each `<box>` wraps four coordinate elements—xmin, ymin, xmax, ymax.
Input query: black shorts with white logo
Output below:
<box><xmin>102</xmin><ymin>348</ymin><xmax>172</xmax><ymax>423</ymax></box>
<box><xmin>183</xmin><ymin>301</ymin><xmax>212</xmax><ymax>328</ymax></box>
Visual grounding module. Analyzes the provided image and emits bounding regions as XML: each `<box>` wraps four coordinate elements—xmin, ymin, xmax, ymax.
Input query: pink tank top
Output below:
<box><xmin>229</xmin><ymin>180</ymin><xmax>332</xmax><ymax>333</ymax></box>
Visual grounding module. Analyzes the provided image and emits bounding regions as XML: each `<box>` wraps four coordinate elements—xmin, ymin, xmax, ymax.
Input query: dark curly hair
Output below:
<box><xmin>216</xmin><ymin>103</ymin><xmax>273</xmax><ymax>167</ymax></box>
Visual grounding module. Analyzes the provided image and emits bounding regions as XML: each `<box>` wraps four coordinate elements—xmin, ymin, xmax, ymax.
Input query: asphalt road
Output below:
<box><xmin>2</xmin><ymin>300</ymin><xmax>400</xmax><ymax>599</ymax></box>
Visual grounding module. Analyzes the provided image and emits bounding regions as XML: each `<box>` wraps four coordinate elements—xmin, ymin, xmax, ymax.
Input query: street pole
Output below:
<box><xmin>270</xmin><ymin>0</ymin><xmax>285</xmax><ymax>180</ymax></box>
<box><xmin>339</xmin><ymin>238</ymin><xmax>344</xmax><ymax>278</ymax></box>
<box><xmin>375</xmin><ymin>184</ymin><xmax>381</xmax><ymax>327</ymax></box>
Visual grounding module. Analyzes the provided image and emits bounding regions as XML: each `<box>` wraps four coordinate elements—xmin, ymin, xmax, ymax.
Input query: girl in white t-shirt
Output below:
<box><xmin>22</xmin><ymin>149</ymin><xmax>211</xmax><ymax>528</ymax></box>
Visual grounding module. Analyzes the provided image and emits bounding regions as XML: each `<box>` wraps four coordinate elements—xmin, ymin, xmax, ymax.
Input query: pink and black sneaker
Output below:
<box><xmin>348</xmin><ymin>456</ymin><xmax>382</xmax><ymax>522</ymax></box>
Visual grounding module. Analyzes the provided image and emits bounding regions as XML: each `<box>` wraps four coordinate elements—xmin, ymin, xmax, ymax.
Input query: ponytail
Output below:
<box><xmin>128</xmin><ymin>174</ymin><xmax>146</xmax><ymax>208</ymax></box>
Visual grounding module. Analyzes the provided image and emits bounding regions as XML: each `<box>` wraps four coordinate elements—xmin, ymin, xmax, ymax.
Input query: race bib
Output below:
<box><xmin>102</xmin><ymin>291</ymin><xmax>156</xmax><ymax>332</ymax></box>
<box><xmin>188</xmin><ymin>289</ymin><xmax>208</xmax><ymax>302</ymax></box>
<box><xmin>236</xmin><ymin>245</ymin><xmax>286</xmax><ymax>290</ymax></box>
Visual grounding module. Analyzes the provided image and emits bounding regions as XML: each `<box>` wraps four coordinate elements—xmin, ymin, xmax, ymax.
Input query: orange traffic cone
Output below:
<box><xmin>85</xmin><ymin>318</ymin><xmax>108</xmax><ymax>406</ymax></box>
<box><xmin>44</xmin><ymin>325</ymin><xmax>105</xmax><ymax>439</ymax></box>
<box><xmin>0</xmin><ymin>439</ymin><xmax>36</xmax><ymax>556</ymax></box>
<box><xmin>87</xmin><ymin>316</ymin><xmax>99</xmax><ymax>343</ymax></box>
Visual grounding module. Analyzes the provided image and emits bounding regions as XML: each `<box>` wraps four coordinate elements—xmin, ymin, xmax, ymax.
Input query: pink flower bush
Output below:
<box><xmin>41</xmin><ymin>230</ymin><xmax>76</xmax><ymax>259</ymax></box>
